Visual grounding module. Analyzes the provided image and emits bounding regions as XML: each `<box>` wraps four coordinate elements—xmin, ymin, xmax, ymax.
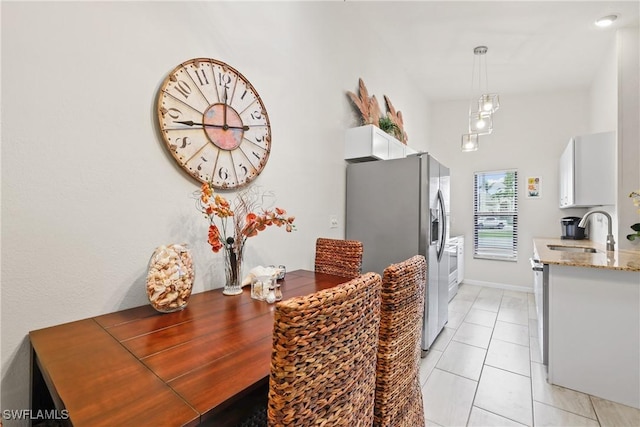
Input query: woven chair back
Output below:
<box><xmin>267</xmin><ymin>272</ymin><xmax>382</xmax><ymax>426</ymax></box>
<box><xmin>314</xmin><ymin>237</ymin><xmax>363</xmax><ymax>279</ymax></box>
<box><xmin>374</xmin><ymin>255</ymin><xmax>427</xmax><ymax>427</ymax></box>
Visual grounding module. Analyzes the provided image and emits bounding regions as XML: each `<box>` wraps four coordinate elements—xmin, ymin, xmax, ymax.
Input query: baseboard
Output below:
<box><xmin>461</xmin><ymin>279</ymin><xmax>532</xmax><ymax>294</ymax></box>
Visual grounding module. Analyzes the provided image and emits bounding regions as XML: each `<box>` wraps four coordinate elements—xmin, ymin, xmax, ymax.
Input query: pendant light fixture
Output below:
<box><xmin>469</xmin><ymin>110</ymin><xmax>493</xmax><ymax>134</ymax></box>
<box><xmin>461</xmin><ymin>133</ymin><xmax>479</xmax><ymax>152</ymax></box>
<box><xmin>461</xmin><ymin>46</ymin><xmax>500</xmax><ymax>152</ymax></box>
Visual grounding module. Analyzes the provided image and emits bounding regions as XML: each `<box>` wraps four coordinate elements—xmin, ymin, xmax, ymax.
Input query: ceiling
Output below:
<box><xmin>350</xmin><ymin>1</ymin><xmax>639</xmax><ymax>101</ymax></box>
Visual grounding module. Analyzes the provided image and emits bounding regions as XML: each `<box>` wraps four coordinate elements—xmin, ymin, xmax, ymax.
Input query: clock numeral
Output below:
<box><xmin>195</xmin><ymin>69</ymin><xmax>209</xmax><ymax>86</ymax></box>
<box><xmin>252</xmin><ymin>151</ymin><xmax>261</xmax><ymax>160</ymax></box>
<box><xmin>167</xmin><ymin>108</ymin><xmax>182</xmax><ymax>120</ymax></box>
<box><xmin>240</xmin><ymin>89</ymin><xmax>247</xmax><ymax>100</ymax></box>
<box><xmin>197</xmin><ymin>156</ymin><xmax>208</xmax><ymax>171</ymax></box>
<box><xmin>218</xmin><ymin>166</ymin><xmax>229</xmax><ymax>180</ymax></box>
<box><xmin>254</xmin><ymin>134</ymin><xmax>265</xmax><ymax>143</ymax></box>
<box><xmin>218</xmin><ymin>72</ymin><xmax>232</xmax><ymax>89</ymax></box>
<box><xmin>251</xmin><ymin>110</ymin><xmax>263</xmax><ymax>120</ymax></box>
<box><xmin>238</xmin><ymin>164</ymin><xmax>248</xmax><ymax>177</ymax></box>
<box><xmin>176</xmin><ymin>137</ymin><xmax>190</xmax><ymax>149</ymax></box>
<box><xmin>174</xmin><ymin>80</ymin><xmax>192</xmax><ymax>99</ymax></box>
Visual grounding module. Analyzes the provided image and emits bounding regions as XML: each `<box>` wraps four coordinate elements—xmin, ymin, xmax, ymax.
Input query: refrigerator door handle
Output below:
<box><xmin>436</xmin><ymin>189</ymin><xmax>446</xmax><ymax>261</ymax></box>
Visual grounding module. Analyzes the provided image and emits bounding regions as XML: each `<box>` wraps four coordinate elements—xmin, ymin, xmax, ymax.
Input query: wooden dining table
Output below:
<box><xmin>29</xmin><ymin>269</ymin><xmax>352</xmax><ymax>426</ymax></box>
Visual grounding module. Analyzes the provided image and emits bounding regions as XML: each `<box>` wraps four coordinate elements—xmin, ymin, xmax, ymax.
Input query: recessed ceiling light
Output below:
<box><xmin>595</xmin><ymin>15</ymin><xmax>618</xmax><ymax>27</ymax></box>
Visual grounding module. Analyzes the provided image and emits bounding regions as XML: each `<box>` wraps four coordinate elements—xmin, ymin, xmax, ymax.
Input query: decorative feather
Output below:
<box><xmin>397</xmin><ymin>111</ymin><xmax>408</xmax><ymax>144</ymax></box>
<box><xmin>347</xmin><ymin>78</ymin><xmax>375</xmax><ymax>125</ymax></box>
<box><xmin>369</xmin><ymin>95</ymin><xmax>382</xmax><ymax>128</ymax></box>
<box><xmin>346</xmin><ymin>80</ymin><xmax>409</xmax><ymax>144</ymax></box>
<box><xmin>383</xmin><ymin>95</ymin><xmax>408</xmax><ymax>144</ymax></box>
<box><xmin>384</xmin><ymin>95</ymin><xmax>397</xmax><ymax>120</ymax></box>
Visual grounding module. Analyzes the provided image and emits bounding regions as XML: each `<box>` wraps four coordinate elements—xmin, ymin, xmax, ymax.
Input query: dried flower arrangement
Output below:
<box><xmin>196</xmin><ymin>184</ymin><xmax>295</xmax><ymax>255</ymax></box>
<box><xmin>346</xmin><ymin>78</ymin><xmax>408</xmax><ymax>144</ymax></box>
<box><xmin>194</xmin><ymin>184</ymin><xmax>295</xmax><ymax>295</ymax></box>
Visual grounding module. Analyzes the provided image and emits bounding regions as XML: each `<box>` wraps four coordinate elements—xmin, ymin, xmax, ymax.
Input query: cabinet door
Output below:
<box><xmin>573</xmin><ymin>132</ymin><xmax>615</xmax><ymax>207</ymax></box>
<box><xmin>388</xmin><ymin>138</ymin><xmax>405</xmax><ymax>159</ymax></box>
<box><xmin>559</xmin><ymin>139</ymin><xmax>574</xmax><ymax>208</ymax></box>
<box><xmin>559</xmin><ymin>132</ymin><xmax>615</xmax><ymax>208</ymax></box>
<box><xmin>344</xmin><ymin>125</ymin><xmax>390</xmax><ymax>161</ymax></box>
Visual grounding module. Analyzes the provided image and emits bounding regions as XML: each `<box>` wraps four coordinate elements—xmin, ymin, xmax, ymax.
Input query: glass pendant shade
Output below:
<box><xmin>478</xmin><ymin>93</ymin><xmax>500</xmax><ymax>113</ymax></box>
<box><xmin>461</xmin><ymin>133</ymin><xmax>479</xmax><ymax>152</ymax></box>
<box><xmin>461</xmin><ymin>46</ymin><xmax>499</xmax><ymax>152</ymax></box>
<box><xmin>468</xmin><ymin>111</ymin><xmax>493</xmax><ymax>135</ymax></box>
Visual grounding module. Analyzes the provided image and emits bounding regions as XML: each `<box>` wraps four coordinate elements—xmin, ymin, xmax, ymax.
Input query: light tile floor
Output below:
<box><xmin>420</xmin><ymin>284</ymin><xmax>640</xmax><ymax>427</ymax></box>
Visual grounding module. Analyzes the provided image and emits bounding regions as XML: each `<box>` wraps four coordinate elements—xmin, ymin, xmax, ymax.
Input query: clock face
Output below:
<box><xmin>157</xmin><ymin>58</ymin><xmax>271</xmax><ymax>189</ymax></box>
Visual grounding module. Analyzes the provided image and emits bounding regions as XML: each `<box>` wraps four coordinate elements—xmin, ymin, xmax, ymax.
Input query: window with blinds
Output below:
<box><xmin>473</xmin><ymin>170</ymin><xmax>518</xmax><ymax>261</ymax></box>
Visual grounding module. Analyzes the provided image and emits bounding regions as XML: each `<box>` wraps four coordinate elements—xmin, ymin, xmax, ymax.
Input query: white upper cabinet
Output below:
<box><xmin>559</xmin><ymin>131</ymin><xmax>615</xmax><ymax>208</ymax></box>
<box><xmin>344</xmin><ymin>125</ymin><xmax>407</xmax><ymax>162</ymax></box>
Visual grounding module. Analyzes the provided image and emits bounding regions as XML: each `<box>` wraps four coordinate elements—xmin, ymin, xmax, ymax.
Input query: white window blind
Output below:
<box><xmin>473</xmin><ymin>170</ymin><xmax>518</xmax><ymax>261</ymax></box>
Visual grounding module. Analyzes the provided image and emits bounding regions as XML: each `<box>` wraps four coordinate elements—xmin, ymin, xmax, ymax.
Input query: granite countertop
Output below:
<box><xmin>533</xmin><ymin>238</ymin><xmax>640</xmax><ymax>272</ymax></box>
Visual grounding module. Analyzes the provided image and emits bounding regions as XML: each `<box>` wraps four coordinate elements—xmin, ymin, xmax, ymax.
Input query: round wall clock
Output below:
<box><xmin>157</xmin><ymin>58</ymin><xmax>271</xmax><ymax>189</ymax></box>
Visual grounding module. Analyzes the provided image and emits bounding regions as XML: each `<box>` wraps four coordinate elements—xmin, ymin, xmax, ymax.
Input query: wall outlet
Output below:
<box><xmin>329</xmin><ymin>215</ymin><xmax>338</xmax><ymax>229</ymax></box>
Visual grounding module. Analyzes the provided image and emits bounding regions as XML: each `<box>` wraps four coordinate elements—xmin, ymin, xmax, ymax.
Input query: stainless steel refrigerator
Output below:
<box><xmin>346</xmin><ymin>153</ymin><xmax>450</xmax><ymax>354</ymax></box>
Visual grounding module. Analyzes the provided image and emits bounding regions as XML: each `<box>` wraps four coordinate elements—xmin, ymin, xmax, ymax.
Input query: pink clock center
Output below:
<box><xmin>203</xmin><ymin>104</ymin><xmax>244</xmax><ymax>150</ymax></box>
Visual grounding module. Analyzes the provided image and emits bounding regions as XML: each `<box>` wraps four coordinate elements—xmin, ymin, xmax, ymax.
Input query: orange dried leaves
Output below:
<box><xmin>196</xmin><ymin>184</ymin><xmax>296</xmax><ymax>254</ymax></box>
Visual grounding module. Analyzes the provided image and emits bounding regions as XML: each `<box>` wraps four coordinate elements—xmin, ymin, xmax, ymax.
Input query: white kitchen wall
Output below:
<box><xmin>1</xmin><ymin>1</ymin><xmax>431</xmax><ymax>416</ymax></box>
<box><xmin>588</xmin><ymin>33</ymin><xmax>619</xmax><ymax>245</ymax></box>
<box><xmin>582</xmin><ymin>27</ymin><xmax>639</xmax><ymax>251</ymax></box>
<box><xmin>429</xmin><ymin>90</ymin><xmax>591</xmax><ymax>291</ymax></box>
<box><xmin>616</xmin><ymin>27</ymin><xmax>640</xmax><ymax>252</ymax></box>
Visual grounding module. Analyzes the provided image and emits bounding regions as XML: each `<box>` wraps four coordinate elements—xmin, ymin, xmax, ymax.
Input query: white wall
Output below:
<box><xmin>617</xmin><ymin>27</ymin><xmax>640</xmax><ymax>251</ymax></box>
<box><xmin>1</xmin><ymin>1</ymin><xmax>431</xmax><ymax>416</ymax></box>
<box><xmin>588</xmin><ymin>33</ymin><xmax>618</xmax><ymax>244</ymax></box>
<box><xmin>585</xmin><ymin>27</ymin><xmax>640</xmax><ymax>250</ymax></box>
<box><xmin>429</xmin><ymin>91</ymin><xmax>591</xmax><ymax>290</ymax></box>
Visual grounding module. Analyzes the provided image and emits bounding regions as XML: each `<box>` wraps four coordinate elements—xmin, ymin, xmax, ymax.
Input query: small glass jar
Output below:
<box><xmin>146</xmin><ymin>243</ymin><xmax>194</xmax><ymax>313</ymax></box>
<box><xmin>277</xmin><ymin>265</ymin><xmax>286</xmax><ymax>281</ymax></box>
<box><xmin>269</xmin><ymin>265</ymin><xmax>286</xmax><ymax>281</ymax></box>
<box><xmin>251</xmin><ymin>275</ymin><xmax>272</xmax><ymax>301</ymax></box>
<box><xmin>265</xmin><ymin>282</ymin><xmax>277</xmax><ymax>304</ymax></box>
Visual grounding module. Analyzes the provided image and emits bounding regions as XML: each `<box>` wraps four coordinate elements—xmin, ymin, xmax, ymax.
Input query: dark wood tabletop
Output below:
<box><xmin>29</xmin><ymin>269</ymin><xmax>351</xmax><ymax>426</ymax></box>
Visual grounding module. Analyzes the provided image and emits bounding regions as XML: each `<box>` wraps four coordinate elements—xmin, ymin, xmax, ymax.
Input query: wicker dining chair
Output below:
<box><xmin>267</xmin><ymin>272</ymin><xmax>382</xmax><ymax>426</ymax></box>
<box><xmin>374</xmin><ymin>255</ymin><xmax>427</xmax><ymax>427</ymax></box>
<box><xmin>314</xmin><ymin>237</ymin><xmax>363</xmax><ymax>279</ymax></box>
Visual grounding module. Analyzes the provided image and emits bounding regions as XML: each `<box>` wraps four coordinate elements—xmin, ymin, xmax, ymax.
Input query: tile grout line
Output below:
<box><xmin>463</xmin><ymin>288</ymin><xmax>496</xmax><ymax>426</ymax></box>
<box><xmin>588</xmin><ymin>395</ymin><xmax>603</xmax><ymax>426</ymax></box>
<box><xmin>463</xmin><ymin>291</ymin><xmax>504</xmax><ymax>426</ymax></box>
<box><xmin>473</xmin><ymin>290</ymin><xmax>536</xmax><ymax>427</ymax></box>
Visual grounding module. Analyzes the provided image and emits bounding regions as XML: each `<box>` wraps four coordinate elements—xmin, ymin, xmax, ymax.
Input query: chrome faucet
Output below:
<box><xmin>578</xmin><ymin>210</ymin><xmax>615</xmax><ymax>252</ymax></box>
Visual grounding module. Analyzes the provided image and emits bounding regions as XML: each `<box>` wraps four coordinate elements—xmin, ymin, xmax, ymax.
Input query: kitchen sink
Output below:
<box><xmin>547</xmin><ymin>245</ymin><xmax>598</xmax><ymax>253</ymax></box>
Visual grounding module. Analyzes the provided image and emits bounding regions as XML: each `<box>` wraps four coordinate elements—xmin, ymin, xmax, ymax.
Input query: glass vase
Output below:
<box><xmin>223</xmin><ymin>245</ymin><xmax>243</xmax><ymax>296</ymax></box>
<box><xmin>146</xmin><ymin>243</ymin><xmax>195</xmax><ymax>313</ymax></box>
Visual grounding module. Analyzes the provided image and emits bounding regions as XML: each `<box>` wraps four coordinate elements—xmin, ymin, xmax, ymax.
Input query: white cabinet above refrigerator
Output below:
<box><xmin>344</xmin><ymin>125</ymin><xmax>417</xmax><ymax>162</ymax></box>
<box><xmin>559</xmin><ymin>131</ymin><xmax>615</xmax><ymax>208</ymax></box>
